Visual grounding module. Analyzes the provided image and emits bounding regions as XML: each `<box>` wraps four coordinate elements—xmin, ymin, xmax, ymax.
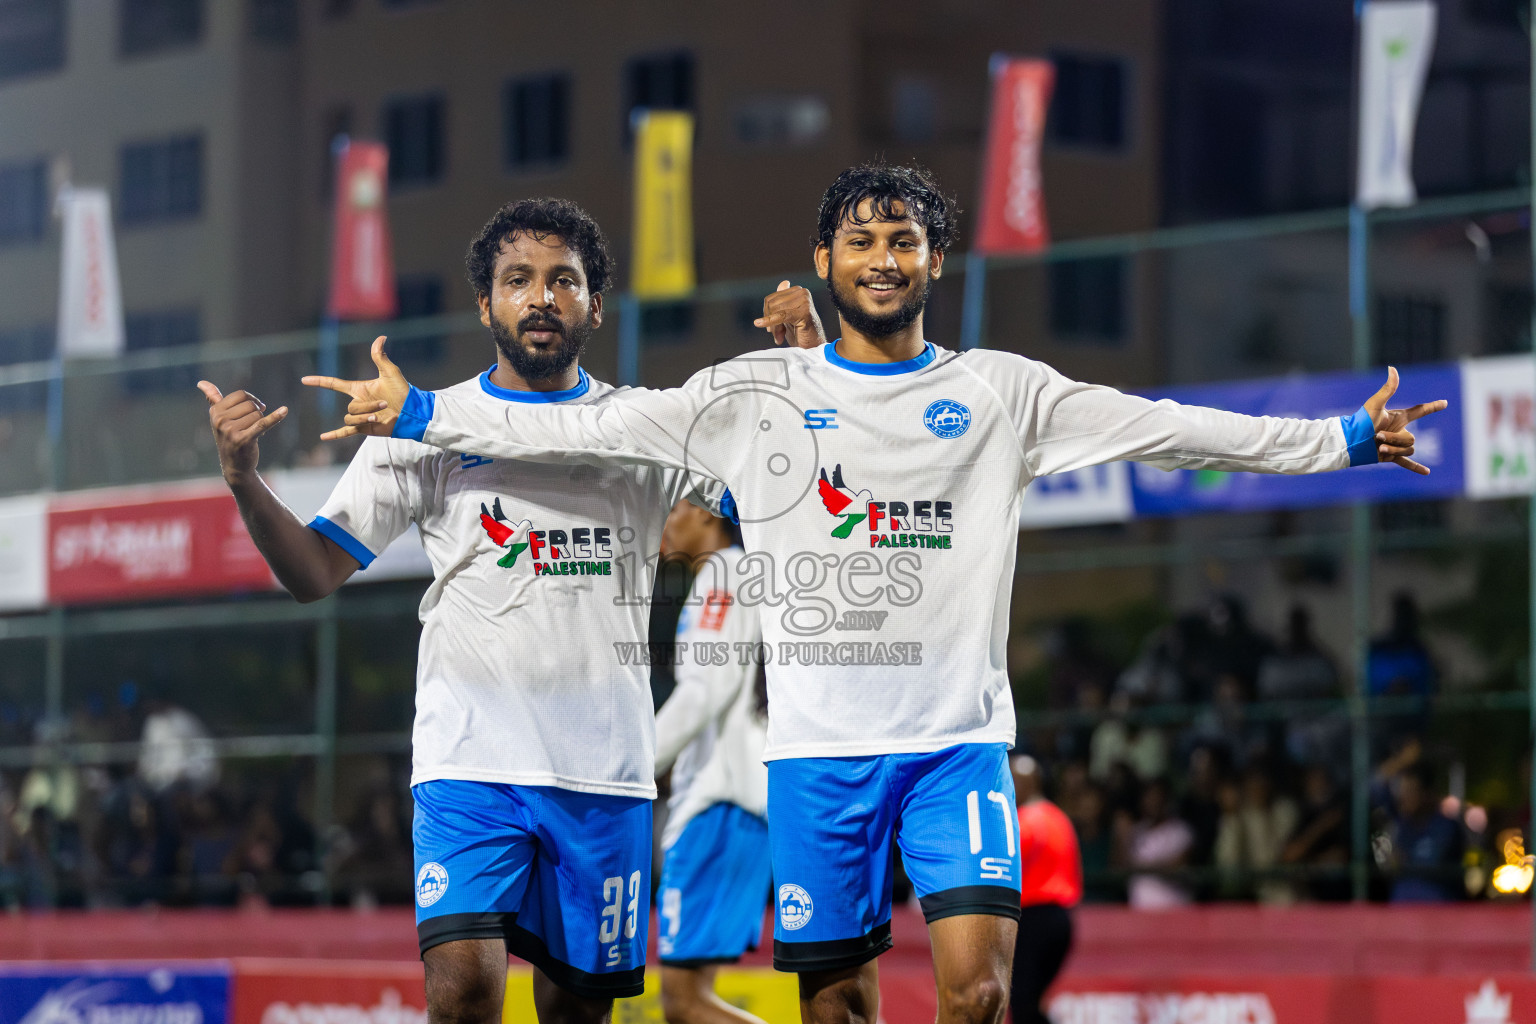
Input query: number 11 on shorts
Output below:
<box><xmin>966</xmin><ymin>790</ymin><xmax>1015</xmax><ymax>881</ymax></box>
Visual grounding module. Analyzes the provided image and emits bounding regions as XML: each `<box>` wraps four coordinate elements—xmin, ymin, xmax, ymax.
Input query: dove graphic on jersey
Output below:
<box><xmin>479</xmin><ymin>498</ymin><xmax>532</xmax><ymax>568</ymax></box>
<box><xmin>817</xmin><ymin>465</ymin><xmax>871</xmax><ymax>539</ymax></box>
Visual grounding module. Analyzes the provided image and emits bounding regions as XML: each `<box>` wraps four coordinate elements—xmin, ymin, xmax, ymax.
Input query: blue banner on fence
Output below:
<box><xmin>1129</xmin><ymin>364</ymin><xmax>1464</xmax><ymax>517</ymax></box>
<box><xmin>0</xmin><ymin>964</ymin><xmax>230</xmax><ymax>1024</ymax></box>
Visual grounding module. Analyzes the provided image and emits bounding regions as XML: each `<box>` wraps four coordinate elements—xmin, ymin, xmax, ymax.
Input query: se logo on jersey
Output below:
<box><xmin>817</xmin><ymin>465</ymin><xmax>954</xmax><ymax>549</ymax></box>
<box><xmin>479</xmin><ymin>498</ymin><xmax>616</xmax><ymax>576</ymax></box>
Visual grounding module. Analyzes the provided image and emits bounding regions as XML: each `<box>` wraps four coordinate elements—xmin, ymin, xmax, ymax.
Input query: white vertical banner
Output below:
<box><xmin>1356</xmin><ymin>1</ymin><xmax>1437</xmax><ymax>210</ymax></box>
<box><xmin>56</xmin><ymin>187</ymin><xmax>125</xmax><ymax>359</ymax></box>
<box><xmin>1462</xmin><ymin>354</ymin><xmax>1536</xmax><ymax>498</ymax></box>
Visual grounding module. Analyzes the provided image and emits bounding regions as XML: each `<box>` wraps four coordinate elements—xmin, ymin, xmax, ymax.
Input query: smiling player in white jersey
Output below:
<box><xmin>306</xmin><ymin>165</ymin><xmax>1447</xmax><ymax>1024</ymax></box>
<box><xmin>200</xmin><ymin>198</ymin><xmax>824</xmax><ymax>1024</ymax></box>
<box><xmin>653</xmin><ymin>499</ymin><xmax>769</xmax><ymax>1024</ymax></box>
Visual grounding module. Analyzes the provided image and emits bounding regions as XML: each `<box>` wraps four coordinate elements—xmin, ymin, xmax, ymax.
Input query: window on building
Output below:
<box><xmin>641</xmin><ymin>302</ymin><xmax>694</xmax><ymax>343</ymax></box>
<box><xmin>1486</xmin><ymin>284</ymin><xmax>1532</xmax><ymax>354</ymax></box>
<box><xmin>0</xmin><ymin>322</ymin><xmax>50</xmax><ymax>412</ymax></box>
<box><xmin>1375</xmin><ymin>293</ymin><xmax>1445</xmax><ymax>365</ymax></box>
<box><xmin>0</xmin><ymin>159</ymin><xmax>47</xmax><ymax>245</ymax></box>
<box><xmin>320</xmin><ymin>106</ymin><xmax>352</xmax><ymax>200</ymax></box>
<box><xmin>0</xmin><ymin>0</ymin><xmax>66</xmax><ymax>82</ymax></box>
<box><xmin>392</xmin><ymin>273</ymin><xmax>444</xmax><ymax>365</ymax></box>
<box><xmin>249</xmin><ymin>0</ymin><xmax>296</xmax><ymax>43</ymax></box>
<box><xmin>1049</xmin><ymin>256</ymin><xmax>1128</xmax><ymax>343</ymax></box>
<box><xmin>123</xmin><ymin>307</ymin><xmax>200</xmax><ymax>394</ymax></box>
<box><xmin>890</xmin><ymin>77</ymin><xmax>938</xmax><ymax>144</ymax></box>
<box><xmin>384</xmin><ymin>94</ymin><xmax>445</xmax><ymax>188</ymax></box>
<box><xmin>624</xmin><ymin>50</ymin><xmax>693</xmax><ymax>142</ymax></box>
<box><xmin>120</xmin><ymin>0</ymin><xmax>202</xmax><ymax>57</ymax></box>
<box><xmin>732</xmin><ymin>94</ymin><xmax>829</xmax><ymax>148</ymax></box>
<box><xmin>504</xmin><ymin>73</ymin><xmax>570</xmax><ymax>170</ymax></box>
<box><xmin>1048</xmin><ymin>52</ymin><xmax>1127</xmax><ymax>151</ymax></box>
<box><xmin>120</xmin><ymin>134</ymin><xmax>202</xmax><ymax>225</ymax></box>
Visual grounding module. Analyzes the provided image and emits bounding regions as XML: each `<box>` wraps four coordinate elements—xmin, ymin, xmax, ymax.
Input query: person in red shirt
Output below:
<box><xmin>1010</xmin><ymin>755</ymin><xmax>1082</xmax><ymax>1024</ymax></box>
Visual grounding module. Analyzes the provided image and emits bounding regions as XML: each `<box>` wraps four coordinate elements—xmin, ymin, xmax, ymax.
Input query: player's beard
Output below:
<box><xmin>489</xmin><ymin>309</ymin><xmax>592</xmax><ymax>382</ymax></box>
<box><xmin>826</xmin><ymin>272</ymin><xmax>929</xmax><ymax>339</ymax></box>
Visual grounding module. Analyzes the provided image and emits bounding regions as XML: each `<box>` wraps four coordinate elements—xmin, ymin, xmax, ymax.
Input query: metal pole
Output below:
<box><xmin>1527</xmin><ymin>0</ymin><xmax>1536</xmax><ymax>970</ymax></box>
<box><xmin>959</xmin><ymin>254</ymin><xmax>988</xmax><ymax>350</ymax></box>
<box><xmin>317</xmin><ymin>317</ymin><xmax>340</xmax><ymax>420</ymax></box>
<box><xmin>618</xmin><ymin>294</ymin><xmax>641</xmax><ymax>387</ymax></box>
<box><xmin>46</xmin><ymin>355</ymin><xmax>64</xmax><ymax>490</ymax></box>
<box><xmin>1349</xmin><ymin>200</ymin><xmax>1374</xmax><ymax>903</ymax></box>
<box><xmin>313</xmin><ymin>595</ymin><xmax>338</xmax><ymax>906</ymax></box>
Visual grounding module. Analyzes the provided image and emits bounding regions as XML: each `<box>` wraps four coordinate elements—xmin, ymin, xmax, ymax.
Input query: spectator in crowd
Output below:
<box><xmin>1181</xmin><ymin>675</ymin><xmax>1269</xmax><ymax>772</ymax></box>
<box><xmin>1068</xmin><ymin>782</ymin><xmax>1118</xmax><ymax>903</ymax></box>
<box><xmin>1257</xmin><ymin>606</ymin><xmax>1345</xmax><ymax>772</ymax></box>
<box><xmin>1369</xmin><ymin>593</ymin><xmax>1438</xmax><ymax>754</ymax></box>
<box><xmin>1011</xmin><ymin>756</ymin><xmax>1081</xmax><ymax>1024</ymax></box>
<box><xmin>1182</xmin><ymin>597</ymin><xmax>1274</xmax><ymax>703</ymax></box>
<box><xmin>1115</xmin><ymin>620</ymin><xmax>1189</xmax><ymax>706</ymax></box>
<box><xmin>1214</xmin><ymin>766</ymin><xmax>1299</xmax><ymax>904</ymax></box>
<box><xmin>1177</xmin><ymin>746</ymin><xmax>1226</xmax><ymax>872</ymax></box>
<box><xmin>332</xmin><ymin>785</ymin><xmax>413</xmax><ymax>907</ymax></box>
<box><xmin>1090</xmin><ymin>693</ymin><xmax>1168</xmax><ymax>784</ymax></box>
<box><xmin>1045</xmin><ymin>618</ymin><xmax>1113</xmax><ymax>712</ymax></box>
<box><xmin>1280</xmin><ymin>766</ymin><xmax>1351</xmax><ymax>901</ymax></box>
<box><xmin>1124</xmin><ymin>777</ymin><xmax>1195</xmax><ymax>909</ymax></box>
<box><xmin>1376</xmin><ymin>754</ymin><xmax>1463</xmax><ymax>902</ymax></box>
<box><xmin>137</xmin><ymin>701</ymin><xmax>219</xmax><ymax>794</ymax></box>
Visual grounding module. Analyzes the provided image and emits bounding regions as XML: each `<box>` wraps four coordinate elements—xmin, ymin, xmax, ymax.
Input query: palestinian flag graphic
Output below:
<box><xmin>479</xmin><ymin>498</ymin><xmax>533</xmax><ymax>568</ymax></box>
<box><xmin>818</xmin><ymin>465</ymin><xmax>873</xmax><ymax>539</ymax></box>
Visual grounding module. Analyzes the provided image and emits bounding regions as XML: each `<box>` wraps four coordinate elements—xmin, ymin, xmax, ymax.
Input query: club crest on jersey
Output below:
<box><xmin>817</xmin><ymin>465</ymin><xmax>954</xmax><ymax>549</ymax></box>
<box><xmin>924</xmin><ymin>399</ymin><xmax>971</xmax><ymax>439</ymax></box>
<box><xmin>778</xmin><ymin>883</ymin><xmax>814</xmax><ymax>930</ymax></box>
<box><xmin>478</xmin><ymin>498</ymin><xmax>615</xmax><ymax>576</ymax></box>
<box><xmin>417</xmin><ymin>862</ymin><xmax>449</xmax><ymax>907</ymax></box>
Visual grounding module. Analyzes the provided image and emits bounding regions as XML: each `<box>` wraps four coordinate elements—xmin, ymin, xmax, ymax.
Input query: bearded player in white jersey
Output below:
<box><xmin>199</xmin><ymin>198</ymin><xmax>824</xmax><ymax>1024</ymax></box>
<box><xmin>307</xmin><ymin>166</ymin><xmax>1447</xmax><ymax>1024</ymax></box>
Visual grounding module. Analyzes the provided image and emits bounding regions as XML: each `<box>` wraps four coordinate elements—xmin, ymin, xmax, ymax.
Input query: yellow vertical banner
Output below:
<box><xmin>630</xmin><ymin>110</ymin><xmax>696</xmax><ymax>299</ymax></box>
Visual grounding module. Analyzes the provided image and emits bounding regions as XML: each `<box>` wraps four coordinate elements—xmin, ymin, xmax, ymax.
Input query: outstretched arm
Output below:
<box><xmin>1009</xmin><ymin>361</ymin><xmax>1446</xmax><ymax>480</ymax></box>
<box><xmin>305</xmin><ymin>336</ymin><xmax>739</xmax><ymax>481</ymax></box>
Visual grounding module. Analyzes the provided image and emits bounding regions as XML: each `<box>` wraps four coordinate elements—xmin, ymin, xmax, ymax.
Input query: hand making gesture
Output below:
<box><xmin>1366</xmin><ymin>366</ymin><xmax>1448</xmax><ymax>475</ymax></box>
<box><xmin>301</xmin><ymin>335</ymin><xmax>407</xmax><ymax>441</ymax></box>
<box><xmin>755</xmin><ymin>280</ymin><xmax>827</xmax><ymax>348</ymax></box>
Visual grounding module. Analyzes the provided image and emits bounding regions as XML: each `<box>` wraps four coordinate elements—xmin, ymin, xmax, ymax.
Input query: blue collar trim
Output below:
<box><xmin>823</xmin><ymin>340</ymin><xmax>937</xmax><ymax>376</ymax></box>
<box><xmin>478</xmin><ymin>365</ymin><xmax>591</xmax><ymax>403</ymax></box>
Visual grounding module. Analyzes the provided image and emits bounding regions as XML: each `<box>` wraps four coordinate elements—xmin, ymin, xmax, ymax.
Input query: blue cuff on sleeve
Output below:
<box><xmin>308</xmin><ymin>516</ymin><xmax>377</xmax><ymax>569</ymax></box>
<box><xmin>719</xmin><ymin>488</ymin><xmax>740</xmax><ymax>524</ymax></box>
<box><xmin>395</xmin><ymin>385</ymin><xmax>436</xmax><ymax>442</ymax></box>
<box><xmin>1341</xmin><ymin>406</ymin><xmax>1377</xmax><ymax>468</ymax></box>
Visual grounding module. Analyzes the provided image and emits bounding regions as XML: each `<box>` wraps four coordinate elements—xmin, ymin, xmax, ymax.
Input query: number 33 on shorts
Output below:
<box><xmin>600</xmin><ymin>870</ymin><xmax>642</xmax><ymax>967</ymax></box>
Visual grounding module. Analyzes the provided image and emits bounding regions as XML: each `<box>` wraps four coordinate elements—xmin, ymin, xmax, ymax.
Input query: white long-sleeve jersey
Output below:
<box><xmin>403</xmin><ymin>343</ymin><xmax>1377</xmax><ymax>761</ymax></box>
<box><xmin>654</xmin><ymin>545</ymin><xmax>768</xmax><ymax>848</ymax></box>
<box><xmin>311</xmin><ymin>368</ymin><xmax>722</xmax><ymax>796</ymax></box>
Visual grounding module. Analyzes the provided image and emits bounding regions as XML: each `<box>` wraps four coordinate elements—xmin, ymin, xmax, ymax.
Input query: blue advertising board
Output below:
<box><xmin>1129</xmin><ymin>364</ymin><xmax>1464</xmax><ymax>517</ymax></box>
<box><xmin>0</xmin><ymin>964</ymin><xmax>230</xmax><ymax>1024</ymax></box>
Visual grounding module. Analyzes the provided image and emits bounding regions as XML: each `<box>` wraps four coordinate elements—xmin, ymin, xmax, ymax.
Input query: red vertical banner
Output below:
<box><xmin>974</xmin><ymin>57</ymin><xmax>1054</xmax><ymax>255</ymax></box>
<box><xmin>327</xmin><ymin>141</ymin><xmax>398</xmax><ymax>320</ymax></box>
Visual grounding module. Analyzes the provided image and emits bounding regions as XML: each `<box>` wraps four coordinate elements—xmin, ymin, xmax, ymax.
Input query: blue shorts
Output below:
<box><xmin>657</xmin><ymin>802</ymin><xmax>771</xmax><ymax>967</ymax></box>
<box><xmin>767</xmin><ymin>743</ymin><xmax>1021</xmax><ymax>973</ymax></box>
<box><xmin>412</xmin><ymin>780</ymin><xmax>651</xmax><ymax>999</ymax></box>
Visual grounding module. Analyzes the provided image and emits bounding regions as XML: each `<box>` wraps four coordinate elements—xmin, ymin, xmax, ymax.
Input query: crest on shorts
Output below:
<box><xmin>416</xmin><ymin>862</ymin><xmax>450</xmax><ymax>907</ymax></box>
<box><xmin>778</xmin><ymin>883</ymin><xmax>813</xmax><ymax>931</ymax></box>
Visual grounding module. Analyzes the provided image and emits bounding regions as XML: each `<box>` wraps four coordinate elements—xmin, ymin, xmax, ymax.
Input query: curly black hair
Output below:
<box><xmin>465</xmin><ymin>197</ymin><xmax>614</xmax><ymax>299</ymax></box>
<box><xmin>813</xmin><ymin>163</ymin><xmax>960</xmax><ymax>254</ymax></box>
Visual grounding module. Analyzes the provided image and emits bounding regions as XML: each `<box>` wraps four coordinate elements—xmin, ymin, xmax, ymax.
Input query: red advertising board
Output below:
<box><xmin>974</xmin><ymin>57</ymin><xmax>1054</xmax><ymax>255</ymax></box>
<box><xmin>49</xmin><ymin>483</ymin><xmax>273</xmax><ymax>604</ymax></box>
<box><xmin>328</xmin><ymin>141</ymin><xmax>398</xmax><ymax>321</ymax></box>
<box><xmin>230</xmin><ymin>960</ymin><xmax>425</xmax><ymax>1024</ymax></box>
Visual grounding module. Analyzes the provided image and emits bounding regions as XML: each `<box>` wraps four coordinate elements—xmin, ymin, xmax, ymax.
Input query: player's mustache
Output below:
<box><xmin>517</xmin><ymin>314</ymin><xmax>566</xmax><ymax>338</ymax></box>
